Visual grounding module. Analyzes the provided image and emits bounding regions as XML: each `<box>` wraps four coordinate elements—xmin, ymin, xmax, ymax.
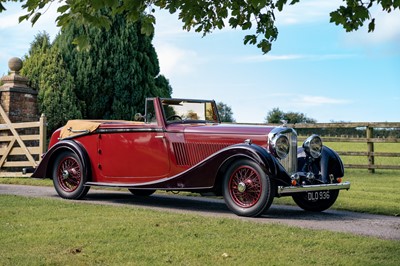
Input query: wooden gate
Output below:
<box><xmin>0</xmin><ymin>104</ymin><xmax>46</xmax><ymax>174</ymax></box>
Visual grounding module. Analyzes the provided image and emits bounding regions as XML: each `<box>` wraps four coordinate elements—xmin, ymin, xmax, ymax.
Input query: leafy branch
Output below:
<box><xmin>1</xmin><ymin>0</ymin><xmax>399</xmax><ymax>53</ymax></box>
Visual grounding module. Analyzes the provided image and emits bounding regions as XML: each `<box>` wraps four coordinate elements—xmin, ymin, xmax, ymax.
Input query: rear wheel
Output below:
<box><xmin>292</xmin><ymin>190</ymin><xmax>339</xmax><ymax>212</ymax></box>
<box><xmin>222</xmin><ymin>159</ymin><xmax>274</xmax><ymax>217</ymax></box>
<box><xmin>128</xmin><ymin>189</ymin><xmax>156</xmax><ymax>196</ymax></box>
<box><xmin>52</xmin><ymin>151</ymin><xmax>89</xmax><ymax>199</ymax></box>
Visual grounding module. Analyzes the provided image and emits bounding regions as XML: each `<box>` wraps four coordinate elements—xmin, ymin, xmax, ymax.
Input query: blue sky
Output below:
<box><xmin>1</xmin><ymin>1</ymin><xmax>399</xmax><ymax>123</ymax></box>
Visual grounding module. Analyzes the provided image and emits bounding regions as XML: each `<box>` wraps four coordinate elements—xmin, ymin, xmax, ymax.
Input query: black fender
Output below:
<box><xmin>214</xmin><ymin>143</ymin><xmax>289</xmax><ymax>190</ymax></box>
<box><xmin>297</xmin><ymin>146</ymin><xmax>344</xmax><ymax>183</ymax></box>
<box><xmin>228</xmin><ymin>143</ymin><xmax>291</xmax><ymax>183</ymax></box>
<box><xmin>320</xmin><ymin>146</ymin><xmax>344</xmax><ymax>182</ymax></box>
<box><xmin>31</xmin><ymin>140</ymin><xmax>91</xmax><ymax>180</ymax></box>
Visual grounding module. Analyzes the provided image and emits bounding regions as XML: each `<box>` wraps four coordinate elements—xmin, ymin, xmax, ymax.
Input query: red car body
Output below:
<box><xmin>32</xmin><ymin>98</ymin><xmax>350</xmax><ymax>217</ymax></box>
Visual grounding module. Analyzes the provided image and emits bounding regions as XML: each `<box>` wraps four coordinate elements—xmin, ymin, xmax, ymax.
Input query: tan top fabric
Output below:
<box><xmin>59</xmin><ymin>120</ymin><xmax>102</xmax><ymax>139</ymax></box>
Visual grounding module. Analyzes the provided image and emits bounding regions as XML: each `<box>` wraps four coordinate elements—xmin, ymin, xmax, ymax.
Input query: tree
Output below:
<box><xmin>21</xmin><ymin>32</ymin><xmax>52</xmax><ymax>91</ymax></box>
<box><xmin>217</xmin><ymin>102</ymin><xmax>236</xmax><ymax>123</ymax></box>
<box><xmin>265</xmin><ymin>107</ymin><xmax>316</xmax><ymax>124</ymax></box>
<box><xmin>21</xmin><ymin>33</ymin><xmax>83</xmax><ymax>133</ymax></box>
<box><xmin>21</xmin><ymin>14</ymin><xmax>172</xmax><ymax>131</ymax></box>
<box><xmin>1</xmin><ymin>1</ymin><xmax>398</xmax><ymax>54</ymax></box>
<box><xmin>55</xmin><ymin>13</ymin><xmax>172</xmax><ymax>120</ymax></box>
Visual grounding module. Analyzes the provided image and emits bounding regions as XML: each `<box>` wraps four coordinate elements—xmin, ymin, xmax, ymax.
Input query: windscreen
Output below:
<box><xmin>162</xmin><ymin>99</ymin><xmax>219</xmax><ymax>123</ymax></box>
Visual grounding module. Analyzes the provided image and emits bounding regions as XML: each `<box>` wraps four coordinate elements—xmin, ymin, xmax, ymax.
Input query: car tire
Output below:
<box><xmin>292</xmin><ymin>190</ymin><xmax>339</xmax><ymax>212</ymax></box>
<box><xmin>52</xmin><ymin>150</ymin><xmax>90</xmax><ymax>199</ymax></box>
<box><xmin>128</xmin><ymin>189</ymin><xmax>156</xmax><ymax>196</ymax></box>
<box><xmin>222</xmin><ymin>159</ymin><xmax>274</xmax><ymax>217</ymax></box>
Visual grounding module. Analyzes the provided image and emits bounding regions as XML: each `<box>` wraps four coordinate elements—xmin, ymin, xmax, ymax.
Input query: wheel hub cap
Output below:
<box><xmin>237</xmin><ymin>182</ymin><xmax>246</xmax><ymax>193</ymax></box>
<box><xmin>62</xmin><ymin>170</ymin><xmax>70</xmax><ymax>180</ymax></box>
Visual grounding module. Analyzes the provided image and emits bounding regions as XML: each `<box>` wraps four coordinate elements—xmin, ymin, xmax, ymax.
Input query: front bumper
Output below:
<box><xmin>277</xmin><ymin>181</ymin><xmax>350</xmax><ymax>196</ymax></box>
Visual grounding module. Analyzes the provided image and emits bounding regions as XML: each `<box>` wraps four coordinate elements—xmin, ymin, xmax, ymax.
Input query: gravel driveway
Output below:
<box><xmin>1</xmin><ymin>184</ymin><xmax>399</xmax><ymax>241</ymax></box>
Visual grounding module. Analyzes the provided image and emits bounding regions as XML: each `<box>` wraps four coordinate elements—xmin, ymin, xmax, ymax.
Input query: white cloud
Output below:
<box><xmin>0</xmin><ymin>2</ymin><xmax>60</xmax><ymax>74</ymax></box>
<box><xmin>0</xmin><ymin>10</ymin><xmax>23</xmax><ymax>29</ymax></box>
<box><xmin>0</xmin><ymin>2</ymin><xmax>59</xmax><ymax>33</ymax></box>
<box><xmin>232</xmin><ymin>93</ymin><xmax>352</xmax><ymax>123</ymax></box>
<box><xmin>296</xmin><ymin>96</ymin><xmax>351</xmax><ymax>106</ymax></box>
<box><xmin>275</xmin><ymin>0</ymin><xmax>342</xmax><ymax>25</ymax></box>
<box><xmin>238</xmin><ymin>53</ymin><xmax>357</xmax><ymax>63</ymax></box>
<box><xmin>343</xmin><ymin>10</ymin><xmax>400</xmax><ymax>46</ymax></box>
<box><xmin>154</xmin><ymin>43</ymin><xmax>203</xmax><ymax>77</ymax></box>
<box><xmin>238</xmin><ymin>54</ymin><xmax>305</xmax><ymax>62</ymax></box>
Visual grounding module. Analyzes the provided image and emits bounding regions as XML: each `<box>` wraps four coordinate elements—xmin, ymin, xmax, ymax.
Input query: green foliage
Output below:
<box><xmin>330</xmin><ymin>0</ymin><xmax>400</xmax><ymax>33</ymax></box>
<box><xmin>1</xmin><ymin>0</ymin><xmax>398</xmax><ymax>54</ymax></box>
<box><xmin>21</xmin><ymin>32</ymin><xmax>52</xmax><ymax>90</ymax></box>
<box><xmin>265</xmin><ymin>107</ymin><xmax>316</xmax><ymax>124</ymax></box>
<box><xmin>55</xmin><ymin>13</ymin><xmax>172</xmax><ymax>120</ymax></box>
<box><xmin>21</xmin><ymin>33</ymin><xmax>83</xmax><ymax>133</ymax></box>
<box><xmin>21</xmin><ymin>12</ymin><xmax>172</xmax><ymax>129</ymax></box>
<box><xmin>217</xmin><ymin>102</ymin><xmax>236</xmax><ymax>123</ymax></box>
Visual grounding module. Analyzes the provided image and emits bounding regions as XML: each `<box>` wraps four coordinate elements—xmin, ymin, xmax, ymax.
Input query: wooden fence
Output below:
<box><xmin>0</xmin><ymin>104</ymin><xmax>47</xmax><ymax>174</ymax></box>
<box><xmin>287</xmin><ymin>122</ymin><xmax>400</xmax><ymax>173</ymax></box>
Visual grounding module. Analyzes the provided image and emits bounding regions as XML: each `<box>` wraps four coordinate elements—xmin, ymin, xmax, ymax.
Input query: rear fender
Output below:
<box><xmin>31</xmin><ymin>140</ymin><xmax>91</xmax><ymax>180</ymax></box>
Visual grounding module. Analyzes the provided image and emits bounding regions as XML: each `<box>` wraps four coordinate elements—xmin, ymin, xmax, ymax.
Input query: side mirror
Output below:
<box><xmin>134</xmin><ymin>113</ymin><xmax>145</xmax><ymax>121</ymax></box>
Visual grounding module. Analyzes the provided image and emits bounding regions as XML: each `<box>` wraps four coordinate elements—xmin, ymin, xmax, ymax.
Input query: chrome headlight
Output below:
<box><xmin>303</xmin><ymin>135</ymin><xmax>323</xmax><ymax>158</ymax></box>
<box><xmin>269</xmin><ymin>134</ymin><xmax>290</xmax><ymax>159</ymax></box>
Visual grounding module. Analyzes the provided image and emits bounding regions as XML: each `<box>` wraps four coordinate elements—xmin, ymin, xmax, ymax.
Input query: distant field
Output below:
<box><xmin>324</xmin><ymin>142</ymin><xmax>400</xmax><ymax>166</ymax></box>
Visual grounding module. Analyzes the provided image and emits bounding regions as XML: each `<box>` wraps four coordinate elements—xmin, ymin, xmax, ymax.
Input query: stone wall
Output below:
<box><xmin>0</xmin><ymin>57</ymin><xmax>38</xmax><ymax>123</ymax></box>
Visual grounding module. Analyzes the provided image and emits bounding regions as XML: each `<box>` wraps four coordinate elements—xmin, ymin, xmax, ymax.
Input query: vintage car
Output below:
<box><xmin>32</xmin><ymin>97</ymin><xmax>350</xmax><ymax>217</ymax></box>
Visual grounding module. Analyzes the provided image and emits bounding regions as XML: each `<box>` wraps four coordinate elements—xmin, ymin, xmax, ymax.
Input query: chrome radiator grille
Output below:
<box><xmin>278</xmin><ymin>130</ymin><xmax>298</xmax><ymax>174</ymax></box>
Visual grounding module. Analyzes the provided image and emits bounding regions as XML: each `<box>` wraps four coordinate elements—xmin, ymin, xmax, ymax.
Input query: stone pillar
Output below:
<box><xmin>0</xmin><ymin>57</ymin><xmax>38</xmax><ymax>123</ymax></box>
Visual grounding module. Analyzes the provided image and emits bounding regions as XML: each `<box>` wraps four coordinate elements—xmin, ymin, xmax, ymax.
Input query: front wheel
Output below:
<box><xmin>52</xmin><ymin>150</ymin><xmax>90</xmax><ymax>199</ymax></box>
<box><xmin>292</xmin><ymin>190</ymin><xmax>339</xmax><ymax>212</ymax></box>
<box><xmin>222</xmin><ymin>159</ymin><xmax>274</xmax><ymax>217</ymax></box>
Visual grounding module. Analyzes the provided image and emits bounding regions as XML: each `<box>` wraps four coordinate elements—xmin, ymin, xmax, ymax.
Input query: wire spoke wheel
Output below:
<box><xmin>52</xmin><ymin>150</ymin><xmax>90</xmax><ymax>199</ymax></box>
<box><xmin>229</xmin><ymin>166</ymin><xmax>262</xmax><ymax>208</ymax></box>
<box><xmin>57</xmin><ymin>156</ymin><xmax>82</xmax><ymax>192</ymax></box>
<box><xmin>223</xmin><ymin>159</ymin><xmax>274</xmax><ymax>217</ymax></box>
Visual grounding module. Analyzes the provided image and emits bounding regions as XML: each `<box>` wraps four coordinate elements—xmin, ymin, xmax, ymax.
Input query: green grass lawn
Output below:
<box><xmin>1</xmin><ymin>195</ymin><xmax>399</xmax><ymax>266</ymax></box>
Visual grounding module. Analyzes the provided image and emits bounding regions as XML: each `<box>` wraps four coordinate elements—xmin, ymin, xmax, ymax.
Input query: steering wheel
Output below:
<box><xmin>167</xmin><ymin>115</ymin><xmax>183</xmax><ymax>121</ymax></box>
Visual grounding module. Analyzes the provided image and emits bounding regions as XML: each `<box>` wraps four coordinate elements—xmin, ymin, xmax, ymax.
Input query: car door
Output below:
<box><xmin>98</xmin><ymin>125</ymin><xmax>170</xmax><ymax>181</ymax></box>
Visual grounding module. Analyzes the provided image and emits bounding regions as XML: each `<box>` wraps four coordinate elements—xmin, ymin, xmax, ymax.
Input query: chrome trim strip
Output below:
<box><xmin>68</xmin><ymin>127</ymin><xmax>89</xmax><ymax>134</ymax></box>
<box><xmin>97</xmin><ymin>128</ymin><xmax>164</xmax><ymax>133</ymax></box>
<box><xmin>85</xmin><ymin>182</ymin><xmax>211</xmax><ymax>190</ymax></box>
<box><xmin>277</xmin><ymin>181</ymin><xmax>350</xmax><ymax>195</ymax></box>
<box><xmin>268</xmin><ymin>127</ymin><xmax>297</xmax><ymax>174</ymax></box>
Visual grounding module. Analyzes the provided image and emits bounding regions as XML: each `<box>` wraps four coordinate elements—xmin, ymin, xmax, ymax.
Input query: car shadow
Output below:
<box><xmin>80</xmin><ymin>190</ymin><xmax>355</xmax><ymax>222</ymax></box>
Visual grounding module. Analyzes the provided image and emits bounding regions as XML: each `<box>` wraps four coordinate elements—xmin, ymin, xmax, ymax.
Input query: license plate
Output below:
<box><xmin>307</xmin><ymin>191</ymin><xmax>330</xmax><ymax>201</ymax></box>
